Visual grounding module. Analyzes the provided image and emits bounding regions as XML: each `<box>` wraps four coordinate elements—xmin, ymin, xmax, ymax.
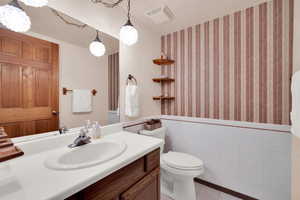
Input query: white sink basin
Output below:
<box><xmin>45</xmin><ymin>140</ymin><xmax>127</xmax><ymax>170</ymax></box>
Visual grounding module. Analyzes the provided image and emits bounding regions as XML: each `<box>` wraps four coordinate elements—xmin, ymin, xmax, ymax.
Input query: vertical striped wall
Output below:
<box><xmin>108</xmin><ymin>52</ymin><xmax>119</xmax><ymax>110</ymax></box>
<box><xmin>161</xmin><ymin>0</ymin><xmax>294</xmax><ymax>125</ymax></box>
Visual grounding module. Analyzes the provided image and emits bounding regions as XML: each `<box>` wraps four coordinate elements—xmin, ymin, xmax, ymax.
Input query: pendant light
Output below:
<box><xmin>0</xmin><ymin>0</ymin><xmax>31</xmax><ymax>32</ymax></box>
<box><xmin>19</xmin><ymin>0</ymin><xmax>48</xmax><ymax>7</ymax></box>
<box><xmin>89</xmin><ymin>31</ymin><xmax>106</xmax><ymax>57</ymax></box>
<box><xmin>119</xmin><ymin>0</ymin><xmax>138</xmax><ymax>46</ymax></box>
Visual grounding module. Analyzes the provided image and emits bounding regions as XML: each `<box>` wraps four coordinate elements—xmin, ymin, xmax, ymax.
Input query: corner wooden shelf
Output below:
<box><xmin>152</xmin><ymin>78</ymin><xmax>175</xmax><ymax>83</ymax></box>
<box><xmin>153</xmin><ymin>96</ymin><xmax>175</xmax><ymax>100</ymax></box>
<box><xmin>153</xmin><ymin>59</ymin><xmax>175</xmax><ymax>66</ymax></box>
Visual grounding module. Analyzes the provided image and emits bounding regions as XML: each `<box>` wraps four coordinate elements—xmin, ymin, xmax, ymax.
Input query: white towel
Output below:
<box><xmin>72</xmin><ymin>89</ymin><xmax>92</xmax><ymax>113</ymax></box>
<box><xmin>125</xmin><ymin>85</ymin><xmax>139</xmax><ymax>117</ymax></box>
<box><xmin>291</xmin><ymin>71</ymin><xmax>300</xmax><ymax>138</ymax></box>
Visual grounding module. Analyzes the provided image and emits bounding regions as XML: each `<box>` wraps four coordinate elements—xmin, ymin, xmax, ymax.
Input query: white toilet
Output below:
<box><xmin>140</xmin><ymin>127</ymin><xmax>204</xmax><ymax>200</ymax></box>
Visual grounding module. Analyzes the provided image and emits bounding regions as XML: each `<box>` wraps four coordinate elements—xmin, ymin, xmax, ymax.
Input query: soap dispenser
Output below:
<box><xmin>92</xmin><ymin>122</ymin><xmax>102</xmax><ymax>139</ymax></box>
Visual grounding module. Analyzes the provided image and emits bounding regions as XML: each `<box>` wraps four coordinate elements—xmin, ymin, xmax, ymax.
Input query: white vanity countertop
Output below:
<box><xmin>0</xmin><ymin>131</ymin><xmax>163</xmax><ymax>200</ymax></box>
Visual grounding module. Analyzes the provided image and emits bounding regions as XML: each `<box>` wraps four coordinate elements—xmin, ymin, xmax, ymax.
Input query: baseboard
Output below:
<box><xmin>194</xmin><ymin>178</ymin><xmax>259</xmax><ymax>200</ymax></box>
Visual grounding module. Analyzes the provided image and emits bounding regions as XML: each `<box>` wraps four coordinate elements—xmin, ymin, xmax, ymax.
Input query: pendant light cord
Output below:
<box><xmin>127</xmin><ymin>0</ymin><xmax>131</xmax><ymax>20</ymax></box>
<box><xmin>91</xmin><ymin>0</ymin><xmax>124</xmax><ymax>8</ymax></box>
<box><xmin>50</xmin><ymin>8</ymin><xmax>87</xmax><ymax>29</ymax></box>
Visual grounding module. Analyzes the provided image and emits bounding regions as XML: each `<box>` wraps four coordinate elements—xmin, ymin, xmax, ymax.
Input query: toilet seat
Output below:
<box><xmin>162</xmin><ymin>152</ymin><xmax>204</xmax><ymax>171</ymax></box>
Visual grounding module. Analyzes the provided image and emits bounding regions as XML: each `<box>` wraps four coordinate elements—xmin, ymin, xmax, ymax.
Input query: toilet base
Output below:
<box><xmin>161</xmin><ymin>171</ymin><xmax>196</xmax><ymax>200</ymax></box>
<box><xmin>173</xmin><ymin>178</ymin><xmax>196</xmax><ymax>200</ymax></box>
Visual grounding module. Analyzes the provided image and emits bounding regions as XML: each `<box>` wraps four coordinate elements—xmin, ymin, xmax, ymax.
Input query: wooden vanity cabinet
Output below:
<box><xmin>120</xmin><ymin>168</ymin><xmax>160</xmax><ymax>200</ymax></box>
<box><xmin>66</xmin><ymin>149</ymin><xmax>160</xmax><ymax>200</ymax></box>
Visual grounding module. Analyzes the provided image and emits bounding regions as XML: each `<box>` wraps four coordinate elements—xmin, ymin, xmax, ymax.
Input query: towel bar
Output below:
<box><xmin>62</xmin><ymin>88</ymin><xmax>97</xmax><ymax>96</ymax></box>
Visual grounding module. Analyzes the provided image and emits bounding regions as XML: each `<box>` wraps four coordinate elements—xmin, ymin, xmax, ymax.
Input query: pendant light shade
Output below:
<box><xmin>89</xmin><ymin>31</ymin><xmax>106</xmax><ymax>57</ymax></box>
<box><xmin>120</xmin><ymin>0</ymin><xmax>138</xmax><ymax>46</ymax></box>
<box><xmin>19</xmin><ymin>0</ymin><xmax>48</xmax><ymax>7</ymax></box>
<box><xmin>0</xmin><ymin>0</ymin><xmax>31</xmax><ymax>33</ymax></box>
<box><xmin>120</xmin><ymin>19</ymin><xmax>138</xmax><ymax>46</ymax></box>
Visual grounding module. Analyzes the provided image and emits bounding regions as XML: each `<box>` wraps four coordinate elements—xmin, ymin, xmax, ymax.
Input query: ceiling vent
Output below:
<box><xmin>145</xmin><ymin>5</ymin><xmax>174</xmax><ymax>24</ymax></box>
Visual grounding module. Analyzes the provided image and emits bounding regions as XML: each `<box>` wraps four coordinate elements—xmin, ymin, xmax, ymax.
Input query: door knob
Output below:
<box><xmin>52</xmin><ymin>110</ymin><xmax>59</xmax><ymax>115</ymax></box>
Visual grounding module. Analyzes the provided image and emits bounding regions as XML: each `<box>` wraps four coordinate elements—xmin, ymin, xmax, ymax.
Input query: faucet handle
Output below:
<box><xmin>79</xmin><ymin>128</ymin><xmax>88</xmax><ymax>137</ymax></box>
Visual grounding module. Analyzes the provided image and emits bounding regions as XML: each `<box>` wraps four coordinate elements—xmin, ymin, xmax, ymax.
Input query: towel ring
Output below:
<box><xmin>126</xmin><ymin>74</ymin><xmax>137</xmax><ymax>85</ymax></box>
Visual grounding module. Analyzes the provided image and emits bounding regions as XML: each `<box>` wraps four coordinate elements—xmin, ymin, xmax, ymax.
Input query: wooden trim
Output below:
<box><xmin>51</xmin><ymin>43</ymin><xmax>59</xmax><ymax>131</ymax></box>
<box><xmin>152</xmin><ymin>78</ymin><xmax>175</xmax><ymax>83</ymax></box>
<box><xmin>123</xmin><ymin>121</ymin><xmax>147</xmax><ymax>129</ymax></box>
<box><xmin>195</xmin><ymin>178</ymin><xmax>259</xmax><ymax>200</ymax></box>
<box><xmin>153</xmin><ymin>96</ymin><xmax>175</xmax><ymax>100</ymax></box>
<box><xmin>123</xmin><ymin>117</ymin><xmax>290</xmax><ymax>134</ymax></box>
<box><xmin>0</xmin><ymin>28</ymin><xmax>54</xmax><ymax>46</ymax></box>
<box><xmin>153</xmin><ymin>58</ymin><xmax>175</xmax><ymax>65</ymax></box>
<box><xmin>160</xmin><ymin>118</ymin><xmax>290</xmax><ymax>134</ymax></box>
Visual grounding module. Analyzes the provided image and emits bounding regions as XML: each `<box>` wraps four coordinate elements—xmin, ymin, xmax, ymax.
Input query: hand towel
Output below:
<box><xmin>291</xmin><ymin>71</ymin><xmax>300</xmax><ymax>138</ymax></box>
<box><xmin>72</xmin><ymin>89</ymin><xmax>92</xmax><ymax>113</ymax></box>
<box><xmin>125</xmin><ymin>85</ymin><xmax>139</xmax><ymax>118</ymax></box>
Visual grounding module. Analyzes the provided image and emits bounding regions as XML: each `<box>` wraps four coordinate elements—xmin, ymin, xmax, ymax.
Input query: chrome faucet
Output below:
<box><xmin>59</xmin><ymin>126</ymin><xmax>68</xmax><ymax>134</ymax></box>
<box><xmin>68</xmin><ymin>128</ymin><xmax>91</xmax><ymax>148</ymax></box>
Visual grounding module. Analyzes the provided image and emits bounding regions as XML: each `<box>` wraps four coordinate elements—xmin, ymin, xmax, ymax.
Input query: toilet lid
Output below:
<box><xmin>162</xmin><ymin>152</ymin><xmax>203</xmax><ymax>170</ymax></box>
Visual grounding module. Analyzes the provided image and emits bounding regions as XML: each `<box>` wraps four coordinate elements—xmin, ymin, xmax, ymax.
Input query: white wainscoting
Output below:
<box><xmin>160</xmin><ymin>115</ymin><xmax>291</xmax><ymax>200</ymax></box>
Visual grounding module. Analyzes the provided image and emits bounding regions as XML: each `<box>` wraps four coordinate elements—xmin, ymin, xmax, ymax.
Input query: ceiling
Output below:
<box><xmin>0</xmin><ymin>0</ymin><xmax>272</xmax><ymax>42</ymax></box>
<box><xmin>0</xmin><ymin>1</ymin><xmax>119</xmax><ymax>54</ymax></box>
<box><xmin>122</xmin><ymin>0</ymin><xmax>270</xmax><ymax>35</ymax></box>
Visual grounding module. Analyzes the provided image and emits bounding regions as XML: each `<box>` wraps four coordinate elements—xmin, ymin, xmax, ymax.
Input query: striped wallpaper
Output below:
<box><xmin>161</xmin><ymin>0</ymin><xmax>294</xmax><ymax>125</ymax></box>
<box><xmin>108</xmin><ymin>52</ymin><xmax>119</xmax><ymax>110</ymax></box>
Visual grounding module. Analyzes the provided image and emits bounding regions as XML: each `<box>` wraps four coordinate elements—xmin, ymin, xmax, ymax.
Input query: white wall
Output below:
<box><xmin>48</xmin><ymin>1</ymin><xmax>161</xmax><ymax>122</ymax></box>
<box><xmin>26</xmin><ymin>32</ymin><xmax>109</xmax><ymax>128</ymax></box>
<box><xmin>119</xmin><ymin>28</ymin><xmax>161</xmax><ymax>122</ymax></box>
<box><xmin>160</xmin><ymin>116</ymin><xmax>291</xmax><ymax>200</ymax></box>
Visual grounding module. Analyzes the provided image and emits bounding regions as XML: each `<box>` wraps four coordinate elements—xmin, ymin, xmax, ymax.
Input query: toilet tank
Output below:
<box><xmin>139</xmin><ymin>127</ymin><xmax>166</xmax><ymax>153</ymax></box>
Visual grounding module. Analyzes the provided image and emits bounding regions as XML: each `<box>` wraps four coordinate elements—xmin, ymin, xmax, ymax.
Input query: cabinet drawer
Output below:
<box><xmin>120</xmin><ymin>168</ymin><xmax>160</xmax><ymax>200</ymax></box>
<box><xmin>82</xmin><ymin>158</ymin><xmax>146</xmax><ymax>200</ymax></box>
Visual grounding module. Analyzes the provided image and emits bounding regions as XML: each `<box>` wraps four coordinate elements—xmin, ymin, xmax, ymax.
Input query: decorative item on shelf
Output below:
<box><xmin>62</xmin><ymin>87</ymin><xmax>98</xmax><ymax>96</ymax></box>
<box><xmin>153</xmin><ymin>58</ymin><xmax>175</xmax><ymax>65</ymax></box>
<box><xmin>153</xmin><ymin>52</ymin><xmax>174</xmax><ymax>65</ymax></box>
<box><xmin>144</xmin><ymin>119</ymin><xmax>162</xmax><ymax>131</ymax></box>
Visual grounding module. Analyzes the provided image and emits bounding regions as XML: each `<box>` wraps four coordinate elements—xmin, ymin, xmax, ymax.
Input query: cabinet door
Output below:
<box><xmin>120</xmin><ymin>168</ymin><xmax>160</xmax><ymax>200</ymax></box>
